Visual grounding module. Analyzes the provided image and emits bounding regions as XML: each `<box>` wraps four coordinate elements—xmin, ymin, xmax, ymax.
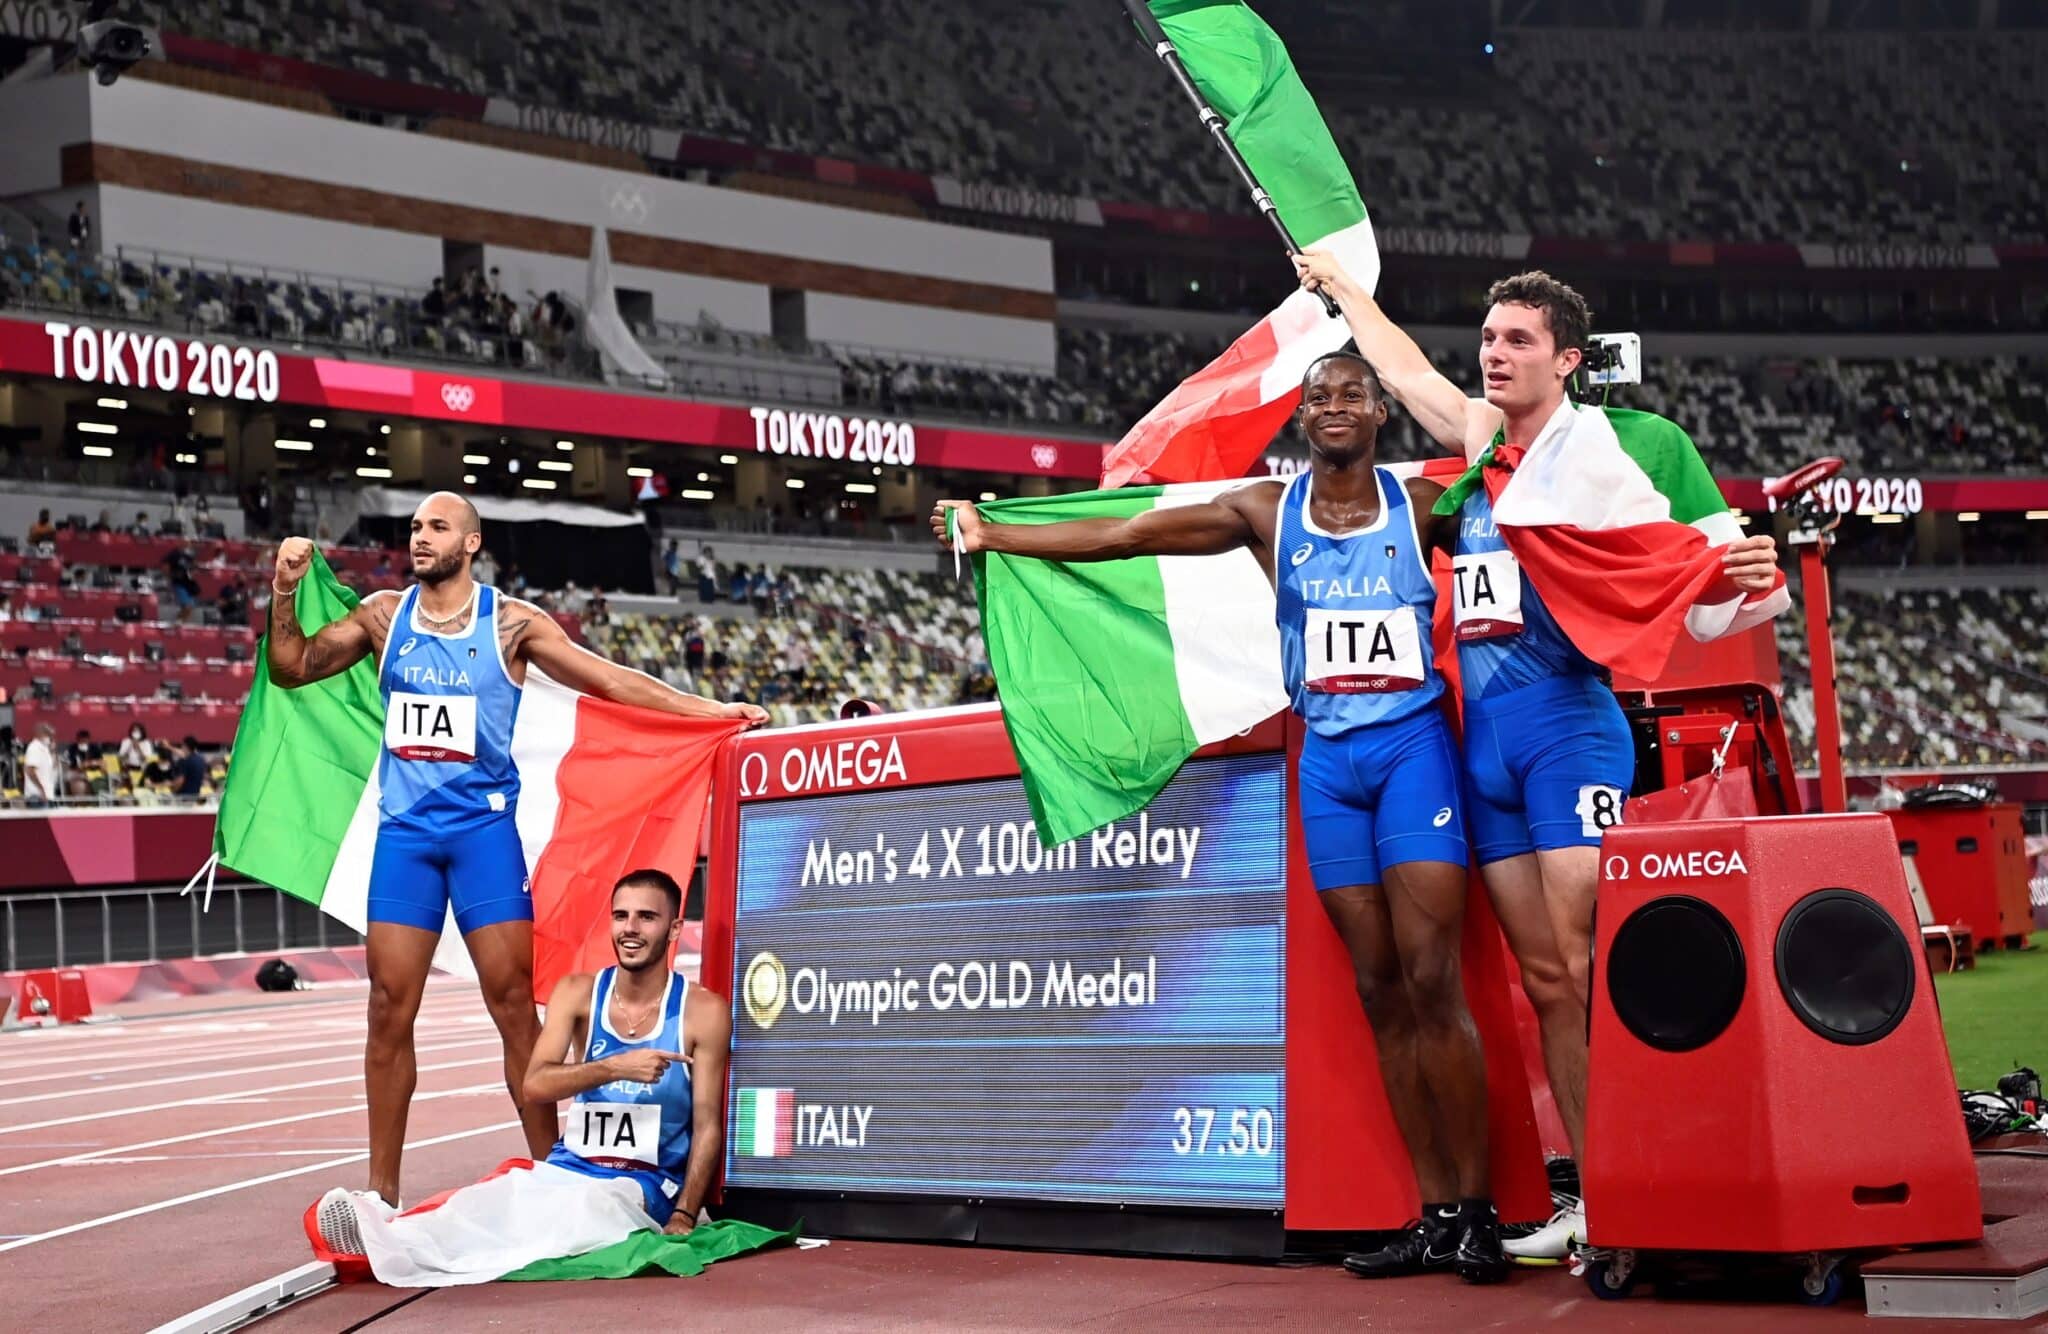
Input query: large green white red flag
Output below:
<box><xmin>1100</xmin><ymin>0</ymin><xmax>1378</xmax><ymax>486</ymax></box>
<box><xmin>212</xmin><ymin>552</ymin><xmax>742</xmax><ymax>994</ymax></box>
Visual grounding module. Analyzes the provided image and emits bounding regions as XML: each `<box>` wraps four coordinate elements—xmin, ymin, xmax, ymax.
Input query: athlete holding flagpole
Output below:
<box><xmin>1295</xmin><ymin>249</ymin><xmax>1785</xmax><ymax>1260</ymax></box>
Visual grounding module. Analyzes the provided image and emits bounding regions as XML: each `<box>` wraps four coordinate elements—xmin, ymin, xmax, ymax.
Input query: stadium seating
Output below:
<box><xmin>1776</xmin><ymin>585</ymin><xmax>2048</xmax><ymax>770</ymax></box>
<box><xmin>159</xmin><ymin>4</ymin><xmax>2047</xmax><ymax>243</ymax></box>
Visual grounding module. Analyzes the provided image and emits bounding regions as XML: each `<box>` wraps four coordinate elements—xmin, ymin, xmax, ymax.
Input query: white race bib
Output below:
<box><xmin>1453</xmin><ymin>550</ymin><xmax>1525</xmax><ymax>642</ymax></box>
<box><xmin>1303</xmin><ymin>607</ymin><xmax>1426</xmax><ymax>692</ymax></box>
<box><xmin>563</xmin><ymin>1100</ymin><xmax>662</xmax><ymax>1168</ymax></box>
<box><xmin>385</xmin><ymin>691</ymin><xmax>478</xmax><ymax>762</ymax></box>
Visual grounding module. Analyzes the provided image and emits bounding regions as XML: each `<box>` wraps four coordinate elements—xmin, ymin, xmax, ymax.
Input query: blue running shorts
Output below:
<box><xmin>366</xmin><ymin>813</ymin><xmax>532</xmax><ymax>935</ymax></box>
<box><xmin>1298</xmin><ymin>706</ymin><xmax>1469</xmax><ymax>892</ymax></box>
<box><xmin>1462</xmin><ymin>673</ymin><xmax>1635</xmax><ymax>866</ymax></box>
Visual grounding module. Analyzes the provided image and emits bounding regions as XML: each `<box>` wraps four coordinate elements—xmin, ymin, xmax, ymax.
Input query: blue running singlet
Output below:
<box><xmin>376</xmin><ymin>583</ymin><xmax>522</xmax><ymax>832</ymax></box>
<box><xmin>1276</xmin><ymin>466</ymin><xmax>1444</xmax><ymax>739</ymax></box>
<box><xmin>548</xmin><ymin>967</ymin><xmax>695</xmax><ymax>1223</ymax></box>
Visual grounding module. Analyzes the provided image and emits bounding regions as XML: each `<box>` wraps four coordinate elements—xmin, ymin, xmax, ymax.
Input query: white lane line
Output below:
<box><xmin>0</xmin><ymin>995</ymin><xmax>481</xmax><ymax>1073</ymax></box>
<box><xmin>0</xmin><ymin>1054</ymin><xmax>502</xmax><ymax>1137</ymax></box>
<box><xmin>0</xmin><ymin>1119</ymin><xmax>521</xmax><ymax>1252</ymax></box>
<box><xmin>0</xmin><ymin>1082</ymin><xmax>501</xmax><ymax>1177</ymax></box>
<box><xmin>0</xmin><ymin>1033</ymin><xmax>499</xmax><ymax>1108</ymax></box>
<box><xmin>145</xmin><ymin>1260</ymin><xmax>337</xmax><ymax>1334</ymax></box>
<box><xmin>0</xmin><ymin>1000</ymin><xmax>489</xmax><ymax>1076</ymax></box>
<box><xmin>0</xmin><ymin>1026</ymin><xmax>487</xmax><ymax>1088</ymax></box>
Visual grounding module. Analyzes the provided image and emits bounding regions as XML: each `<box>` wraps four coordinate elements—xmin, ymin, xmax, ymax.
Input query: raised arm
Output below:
<box><xmin>1294</xmin><ymin>249</ymin><xmax>1503</xmax><ymax>462</ymax></box>
<box><xmin>668</xmin><ymin>988</ymin><xmax>733</xmax><ymax>1233</ymax></box>
<box><xmin>507</xmin><ymin>602</ymin><xmax>767</xmax><ymax>724</ymax></box>
<box><xmin>930</xmin><ymin>483</ymin><xmax>1275</xmax><ymax>562</ymax></box>
<box><xmin>266</xmin><ymin>537</ymin><xmax>387</xmax><ymax>688</ymax></box>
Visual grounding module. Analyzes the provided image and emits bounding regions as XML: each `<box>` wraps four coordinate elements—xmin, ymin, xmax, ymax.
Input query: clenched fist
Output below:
<box><xmin>274</xmin><ymin>537</ymin><xmax>314</xmax><ymax>593</ymax></box>
<box><xmin>930</xmin><ymin>500</ymin><xmax>982</xmax><ymax>553</ymax></box>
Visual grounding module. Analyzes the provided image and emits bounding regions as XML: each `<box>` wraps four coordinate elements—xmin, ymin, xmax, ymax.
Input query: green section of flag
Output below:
<box><xmin>211</xmin><ymin>550</ymin><xmax>381</xmax><ymax>903</ymax></box>
<box><xmin>1433</xmin><ymin>407</ymin><xmax>1724</xmax><ymax>522</ymax></box>
<box><xmin>501</xmin><ymin>1218</ymin><xmax>796</xmax><ymax>1281</ymax></box>
<box><xmin>1601</xmin><ymin>408</ymin><xmax>1728</xmax><ymax>525</ymax></box>
<box><xmin>1150</xmin><ymin>0</ymin><xmax>1367</xmax><ymax>246</ymax></box>
<box><xmin>968</xmin><ymin>487</ymin><xmax>1196</xmax><ymax>848</ymax></box>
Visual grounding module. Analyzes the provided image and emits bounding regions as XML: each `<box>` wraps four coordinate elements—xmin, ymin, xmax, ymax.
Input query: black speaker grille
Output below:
<box><xmin>1774</xmin><ymin>889</ymin><xmax>1915</xmax><ymax>1046</ymax></box>
<box><xmin>1607</xmin><ymin>896</ymin><xmax>1746</xmax><ymax>1053</ymax></box>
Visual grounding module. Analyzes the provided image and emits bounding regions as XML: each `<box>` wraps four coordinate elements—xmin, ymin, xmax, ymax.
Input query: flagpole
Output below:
<box><xmin>1116</xmin><ymin>0</ymin><xmax>1341</xmax><ymax>318</ymax></box>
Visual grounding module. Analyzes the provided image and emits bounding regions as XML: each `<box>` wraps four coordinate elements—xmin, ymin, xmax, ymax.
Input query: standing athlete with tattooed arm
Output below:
<box><xmin>267</xmin><ymin>491</ymin><xmax>766</xmax><ymax>1209</ymax></box>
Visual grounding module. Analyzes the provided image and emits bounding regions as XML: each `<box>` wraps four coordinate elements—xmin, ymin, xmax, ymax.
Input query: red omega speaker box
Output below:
<box><xmin>1584</xmin><ymin>814</ymin><xmax>1981</xmax><ymax>1254</ymax></box>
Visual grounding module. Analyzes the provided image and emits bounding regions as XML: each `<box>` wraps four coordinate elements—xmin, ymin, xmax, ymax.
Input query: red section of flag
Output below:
<box><xmin>1483</xmin><ymin>445</ymin><xmax>1771</xmax><ymax>682</ymax></box>
<box><xmin>526</xmin><ymin>704</ymin><xmax>744</xmax><ymax>997</ymax></box>
<box><xmin>775</xmin><ymin>1090</ymin><xmax>795</xmax><ymax>1156</ymax></box>
<box><xmin>1100</xmin><ymin>321</ymin><xmax>1293</xmax><ymax>487</ymax></box>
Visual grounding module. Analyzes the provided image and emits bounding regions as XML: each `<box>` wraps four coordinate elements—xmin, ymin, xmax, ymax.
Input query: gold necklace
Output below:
<box><xmin>612</xmin><ymin>993</ymin><xmax>661</xmax><ymax>1037</ymax></box>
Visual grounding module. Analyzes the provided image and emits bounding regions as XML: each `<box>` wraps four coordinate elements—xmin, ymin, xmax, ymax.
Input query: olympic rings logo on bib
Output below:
<box><xmin>1452</xmin><ymin>550</ymin><xmax>1525</xmax><ymax>642</ymax></box>
<box><xmin>1303</xmin><ymin>607</ymin><xmax>1426</xmax><ymax>693</ymax></box>
<box><xmin>385</xmin><ymin>691</ymin><xmax>479</xmax><ymax>762</ymax></box>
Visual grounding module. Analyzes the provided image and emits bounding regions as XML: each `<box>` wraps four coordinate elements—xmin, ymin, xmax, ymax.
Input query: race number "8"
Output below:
<box><xmin>1576</xmin><ymin>785</ymin><xmax>1624</xmax><ymax>838</ymax></box>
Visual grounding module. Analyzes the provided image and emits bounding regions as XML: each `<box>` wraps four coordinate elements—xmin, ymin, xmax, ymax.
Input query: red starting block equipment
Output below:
<box><xmin>1583</xmin><ymin>814</ymin><xmax>1981</xmax><ymax>1292</ymax></box>
<box><xmin>7</xmin><ymin>968</ymin><xmax>94</xmax><ymax>1026</ymax></box>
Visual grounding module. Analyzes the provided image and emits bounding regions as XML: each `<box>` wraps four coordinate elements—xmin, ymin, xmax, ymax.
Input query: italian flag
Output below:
<box><xmin>1433</xmin><ymin>402</ymin><xmax>1790</xmax><ymax>683</ymax></box>
<box><xmin>213</xmin><ymin>551</ymin><xmax>743</xmax><ymax>995</ymax></box>
<box><xmin>1100</xmin><ymin>0</ymin><xmax>1378</xmax><ymax>487</ymax></box>
<box><xmin>307</xmin><ymin>1160</ymin><xmax>793</xmax><ymax>1285</ymax></box>
<box><xmin>963</xmin><ymin>462</ymin><xmax>1464</xmax><ymax>847</ymax></box>
<box><xmin>734</xmin><ymin>1087</ymin><xmax>795</xmax><ymax>1158</ymax></box>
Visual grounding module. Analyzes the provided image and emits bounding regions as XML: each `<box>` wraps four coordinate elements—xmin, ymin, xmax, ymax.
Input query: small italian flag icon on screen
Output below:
<box><xmin>736</xmin><ymin>1087</ymin><xmax>795</xmax><ymax>1157</ymax></box>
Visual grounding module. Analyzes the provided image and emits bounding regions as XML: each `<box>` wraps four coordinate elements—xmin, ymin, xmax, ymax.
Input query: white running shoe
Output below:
<box><xmin>1503</xmin><ymin>1199</ymin><xmax>1585</xmax><ymax>1263</ymax></box>
<box><xmin>313</xmin><ymin>1188</ymin><xmax>369</xmax><ymax>1257</ymax></box>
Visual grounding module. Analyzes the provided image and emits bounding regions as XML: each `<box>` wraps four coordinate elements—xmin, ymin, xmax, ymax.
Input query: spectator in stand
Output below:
<box><xmin>22</xmin><ymin>722</ymin><xmax>57</xmax><ymax>806</ymax></box>
<box><xmin>697</xmin><ymin>547</ymin><xmax>718</xmax><ymax>603</ymax></box>
<box><xmin>749</xmin><ymin>568</ymin><xmax>771</xmax><ymax>615</ymax></box>
<box><xmin>141</xmin><ymin>743</ymin><xmax>176</xmax><ymax>793</ymax></box>
<box><xmin>128</xmin><ymin>510</ymin><xmax>152</xmax><ymax>538</ymax></box>
<box><xmin>473</xmin><ymin>548</ymin><xmax>498</xmax><ymax>588</ymax></box>
<box><xmin>0</xmin><ymin>590</ymin><xmax>12</xmax><ymax>623</ymax></box>
<box><xmin>90</xmin><ymin>509</ymin><xmax>113</xmax><ymax>534</ymax></box>
<box><xmin>422</xmin><ymin>277</ymin><xmax>448</xmax><ymax>323</ymax></box>
<box><xmin>67</xmin><ymin>201</ymin><xmax>90</xmax><ymax>251</ymax></box>
<box><xmin>171</xmin><ymin>736</ymin><xmax>207</xmax><ymax>798</ymax></box>
<box><xmin>218</xmin><ymin>576</ymin><xmax>251</xmax><ymax>627</ymax></box>
<box><xmin>661</xmin><ymin>539</ymin><xmax>682</xmax><ymax>597</ymax></box>
<box><xmin>729</xmin><ymin>562</ymin><xmax>749</xmax><ymax>605</ymax></box>
<box><xmin>117</xmin><ymin>721</ymin><xmax>151</xmax><ymax>770</ymax></box>
<box><xmin>163</xmin><ymin>544</ymin><xmax>200</xmax><ymax>623</ymax></box>
<box><xmin>684</xmin><ymin>624</ymin><xmax>706</xmax><ymax>676</ymax></box>
<box><xmin>27</xmin><ymin>509</ymin><xmax>55</xmax><ymax>546</ymax></box>
<box><xmin>66</xmin><ymin>728</ymin><xmax>96</xmax><ymax>775</ymax></box>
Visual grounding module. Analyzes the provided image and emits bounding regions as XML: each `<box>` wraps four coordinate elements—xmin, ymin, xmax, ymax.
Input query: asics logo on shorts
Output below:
<box><xmin>1433</xmin><ymin>807</ymin><xmax>1454</xmax><ymax>828</ymax></box>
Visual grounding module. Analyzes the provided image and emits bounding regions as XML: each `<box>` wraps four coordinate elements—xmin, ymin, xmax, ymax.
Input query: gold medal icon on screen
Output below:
<box><xmin>742</xmin><ymin>951</ymin><xmax>787</xmax><ymax>1030</ymax></box>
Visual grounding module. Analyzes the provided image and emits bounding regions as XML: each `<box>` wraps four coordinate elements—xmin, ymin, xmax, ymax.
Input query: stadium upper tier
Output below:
<box><xmin>2</xmin><ymin>233</ymin><xmax>2041</xmax><ymax>479</ymax></box>
<box><xmin>162</xmin><ymin>2</ymin><xmax>2045</xmax><ymax>244</ymax></box>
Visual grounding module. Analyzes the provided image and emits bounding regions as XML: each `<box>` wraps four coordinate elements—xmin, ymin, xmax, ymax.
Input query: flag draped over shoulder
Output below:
<box><xmin>967</xmin><ymin>459</ymin><xmax>1466</xmax><ymax>846</ymax></box>
<box><xmin>1100</xmin><ymin>0</ymin><xmax>1377</xmax><ymax>486</ymax></box>
<box><xmin>1433</xmin><ymin>403</ymin><xmax>1790</xmax><ymax>682</ymax></box>
<box><xmin>213</xmin><ymin>552</ymin><xmax>742</xmax><ymax>995</ymax></box>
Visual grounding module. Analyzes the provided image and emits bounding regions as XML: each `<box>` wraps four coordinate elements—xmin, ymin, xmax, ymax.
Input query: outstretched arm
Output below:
<box><xmin>930</xmin><ymin>485</ymin><xmax>1271</xmax><ymax>562</ymax></box>
<box><xmin>1293</xmin><ymin>250</ymin><xmax>1502</xmax><ymax>462</ymax></box>
<box><xmin>265</xmin><ymin>537</ymin><xmax>387</xmax><ymax>688</ymax></box>
<box><xmin>510</xmin><ymin>603</ymin><xmax>767</xmax><ymax>724</ymax></box>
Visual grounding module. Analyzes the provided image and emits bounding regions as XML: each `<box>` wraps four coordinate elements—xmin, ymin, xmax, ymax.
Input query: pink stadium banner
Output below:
<box><xmin>0</xmin><ymin>316</ymin><xmax>1108</xmax><ymax>480</ymax></box>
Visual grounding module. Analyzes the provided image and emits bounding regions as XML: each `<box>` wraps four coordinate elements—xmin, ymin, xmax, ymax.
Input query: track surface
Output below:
<box><xmin>2</xmin><ymin>985</ymin><xmax>2027</xmax><ymax>1332</ymax></box>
